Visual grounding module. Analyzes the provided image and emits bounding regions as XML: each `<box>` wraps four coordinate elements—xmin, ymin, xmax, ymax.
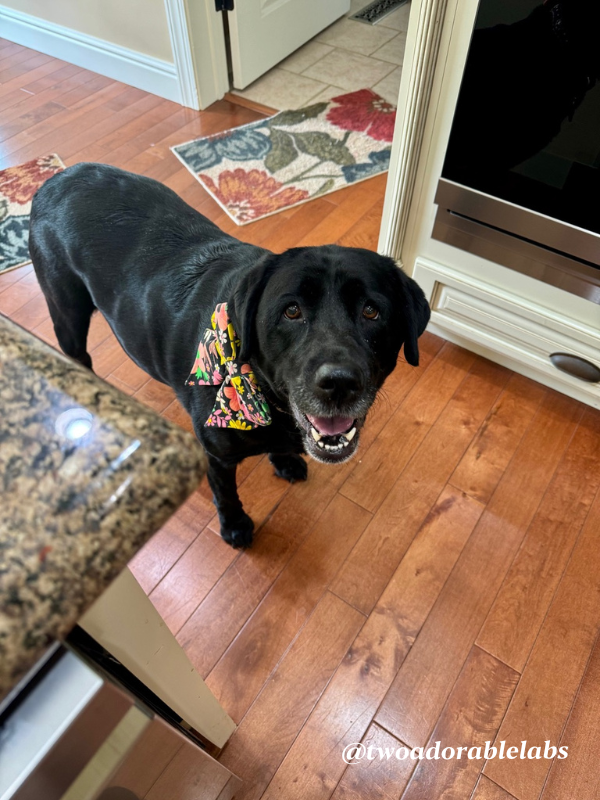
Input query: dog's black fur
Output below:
<box><xmin>29</xmin><ymin>163</ymin><xmax>430</xmax><ymax>547</ymax></box>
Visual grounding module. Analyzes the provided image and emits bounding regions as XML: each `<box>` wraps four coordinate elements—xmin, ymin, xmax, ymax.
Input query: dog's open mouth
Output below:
<box><xmin>291</xmin><ymin>407</ymin><xmax>364</xmax><ymax>463</ymax></box>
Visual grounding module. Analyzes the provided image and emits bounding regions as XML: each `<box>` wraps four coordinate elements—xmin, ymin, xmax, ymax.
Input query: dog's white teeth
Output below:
<box><xmin>311</xmin><ymin>425</ymin><xmax>354</xmax><ymax>453</ymax></box>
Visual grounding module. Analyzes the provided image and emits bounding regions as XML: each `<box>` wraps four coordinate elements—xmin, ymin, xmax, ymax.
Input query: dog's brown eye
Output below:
<box><xmin>284</xmin><ymin>303</ymin><xmax>302</xmax><ymax>320</ymax></box>
<box><xmin>363</xmin><ymin>304</ymin><xmax>379</xmax><ymax>320</ymax></box>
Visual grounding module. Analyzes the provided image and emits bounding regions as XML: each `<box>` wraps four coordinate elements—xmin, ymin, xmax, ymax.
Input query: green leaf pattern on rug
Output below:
<box><xmin>291</xmin><ymin>131</ymin><xmax>355</xmax><ymax>167</ymax></box>
<box><xmin>274</xmin><ymin>103</ymin><xmax>329</xmax><ymax>126</ymax></box>
<box><xmin>265</xmin><ymin>128</ymin><xmax>298</xmax><ymax>173</ymax></box>
<box><xmin>313</xmin><ymin>178</ymin><xmax>336</xmax><ymax>197</ymax></box>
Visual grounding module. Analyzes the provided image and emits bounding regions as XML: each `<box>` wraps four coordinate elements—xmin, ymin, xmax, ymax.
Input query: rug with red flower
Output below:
<box><xmin>171</xmin><ymin>89</ymin><xmax>395</xmax><ymax>225</ymax></box>
<box><xmin>0</xmin><ymin>154</ymin><xmax>65</xmax><ymax>275</ymax></box>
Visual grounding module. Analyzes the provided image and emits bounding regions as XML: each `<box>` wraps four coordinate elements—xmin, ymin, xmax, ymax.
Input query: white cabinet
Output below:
<box><xmin>414</xmin><ymin>257</ymin><xmax>600</xmax><ymax>408</ymax></box>
<box><xmin>380</xmin><ymin>0</ymin><xmax>600</xmax><ymax>409</ymax></box>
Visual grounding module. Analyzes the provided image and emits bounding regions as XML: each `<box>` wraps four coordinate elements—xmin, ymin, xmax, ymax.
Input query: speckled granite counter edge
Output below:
<box><xmin>0</xmin><ymin>316</ymin><xmax>207</xmax><ymax>699</ymax></box>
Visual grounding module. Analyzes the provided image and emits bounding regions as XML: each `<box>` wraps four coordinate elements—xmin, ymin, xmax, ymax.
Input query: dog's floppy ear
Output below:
<box><xmin>397</xmin><ymin>269</ymin><xmax>430</xmax><ymax>367</ymax></box>
<box><xmin>230</xmin><ymin>253</ymin><xmax>278</xmax><ymax>363</ymax></box>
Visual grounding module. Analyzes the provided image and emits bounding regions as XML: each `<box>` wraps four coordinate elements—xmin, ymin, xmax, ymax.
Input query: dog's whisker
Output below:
<box><xmin>376</xmin><ymin>388</ymin><xmax>391</xmax><ymax>410</ymax></box>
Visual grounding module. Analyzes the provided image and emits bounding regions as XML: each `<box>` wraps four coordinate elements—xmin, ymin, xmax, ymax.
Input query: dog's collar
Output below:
<box><xmin>185</xmin><ymin>303</ymin><xmax>271</xmax><ymax>430</ymax></box>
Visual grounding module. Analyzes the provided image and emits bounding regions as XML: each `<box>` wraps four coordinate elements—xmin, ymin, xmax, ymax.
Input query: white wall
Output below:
<box><xmin>1</xmin><ymin>0</ymin><xmax>174</xmax><ymax>62</ymax></box>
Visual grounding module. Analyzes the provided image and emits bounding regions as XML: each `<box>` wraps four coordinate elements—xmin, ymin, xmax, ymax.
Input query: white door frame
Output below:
<box><xmin>164</xmin><ymin>0</ymin><xmax>229</xmax><ymax>110</ymax></box>
<box><xmin>378</xmin><ymin>0</ymin><xmax>451</xmax><ymax>267</ymax></box>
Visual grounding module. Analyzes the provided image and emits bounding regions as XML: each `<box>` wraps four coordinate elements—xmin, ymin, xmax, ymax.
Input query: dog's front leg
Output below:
<box><xmin>206</xmin><ymin>456</ymin><xmax>254</xmax><ymax>549</ymax></box>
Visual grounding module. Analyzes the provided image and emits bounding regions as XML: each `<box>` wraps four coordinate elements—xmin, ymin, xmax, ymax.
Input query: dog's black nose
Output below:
<box><xmin>314</xmin><ymin>363</ymin><xmax>363</xmax><ymax>405</ymax></box>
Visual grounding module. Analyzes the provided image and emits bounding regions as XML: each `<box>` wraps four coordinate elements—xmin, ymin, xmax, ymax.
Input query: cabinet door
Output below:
<box><xmin>228</xmin><ymin>0</ymin><xmax>350</xmax><ymax>89</ymax></box>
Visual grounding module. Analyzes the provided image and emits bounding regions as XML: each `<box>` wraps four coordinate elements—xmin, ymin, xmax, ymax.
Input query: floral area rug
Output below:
<box><xmin>171</xmin><ymin>89</ymin><xmax>395</xmax><ymax>225</ymax></box>
<box><xmin>0</xmin><ymin>154</ymin><xmax>65</xmax><ymax>275</ymax></box>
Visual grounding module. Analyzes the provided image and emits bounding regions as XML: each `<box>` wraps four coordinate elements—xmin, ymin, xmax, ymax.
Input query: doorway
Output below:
<box><xmin>176</xmin><ymin>0</ymin><xmax>409</xmax><ymax>112</ymax></box>
<box><xmin>172</xmin><ymin>0</ymin><xmax>417</xmax><ymax>261</ymax></box>
<box><xmin>228</xmin><ymin>0</ymin><xmax>409</xmax><ymax>111</ymax></box>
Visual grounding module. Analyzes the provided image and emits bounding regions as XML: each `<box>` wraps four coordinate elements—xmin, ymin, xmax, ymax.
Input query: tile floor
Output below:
<box><xmin>231</xmin><ymin>0</ymin><xmax>410</xmax><ymax>109</ymax></box>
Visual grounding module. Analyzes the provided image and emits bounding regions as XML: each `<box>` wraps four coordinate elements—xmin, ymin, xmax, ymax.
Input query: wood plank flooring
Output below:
<box><xmin>2</xmin><ymin>42</ymin><xmax>600</xmax><ymax>800</ymax></box>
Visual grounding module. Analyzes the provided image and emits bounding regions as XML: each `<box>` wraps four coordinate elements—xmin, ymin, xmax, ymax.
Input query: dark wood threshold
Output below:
<box><xmin>223</xmin><ymin>91</ymin><xmax>278</xmax><ymax>117</ymax></box>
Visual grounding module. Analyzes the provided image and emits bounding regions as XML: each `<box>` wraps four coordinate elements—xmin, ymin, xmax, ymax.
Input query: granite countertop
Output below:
<box><xmin>0</xmin><ymin>315</ymin><xmax>207</xmax><ymax>701</ymax></box>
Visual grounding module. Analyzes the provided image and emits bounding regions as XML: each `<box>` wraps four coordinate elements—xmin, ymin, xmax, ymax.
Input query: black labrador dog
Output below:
<box><xmin>29</xmin><ymin>164</ymin><xmax>430</xmax><ymax>548</ymax></box>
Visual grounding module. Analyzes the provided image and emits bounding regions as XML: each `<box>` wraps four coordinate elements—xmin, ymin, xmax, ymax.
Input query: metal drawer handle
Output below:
<box><xmin>549</xmin><ymin>352</ymin><xmax>600</xmax><ymax>383</ymax></box>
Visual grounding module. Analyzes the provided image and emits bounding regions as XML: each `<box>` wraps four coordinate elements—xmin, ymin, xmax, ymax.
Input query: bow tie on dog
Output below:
<box><xmin>185</xmin><ymin>303</ymin><xmax>271</xmax><ymax>430</ymax></box>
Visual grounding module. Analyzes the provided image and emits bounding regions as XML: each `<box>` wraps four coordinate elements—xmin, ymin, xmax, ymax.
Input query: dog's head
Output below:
<box><xmin>230</xmin><ymin>245</ymin><xmax>429</xmax><ymax>463</ymax></box>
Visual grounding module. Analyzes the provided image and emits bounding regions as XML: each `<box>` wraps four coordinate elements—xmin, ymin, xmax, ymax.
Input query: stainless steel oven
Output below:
<box><xmin>432</xmin><ymin>0</ymin><xmax>600</xmax><ymax>305</ymax></box>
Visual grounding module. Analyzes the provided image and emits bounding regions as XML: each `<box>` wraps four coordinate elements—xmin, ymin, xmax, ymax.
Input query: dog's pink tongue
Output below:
<box><xmin>307</xmin><ymin>415</ymin><xmax>354</xmax><ymax>436</ymax></box>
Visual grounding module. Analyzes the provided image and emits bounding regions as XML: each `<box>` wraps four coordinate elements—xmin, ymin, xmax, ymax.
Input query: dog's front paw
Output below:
<box><xmin>269</xmin><ymin>453</ymin><xmax>308</xmax><ymax>484</ymax></box>
<box><xmin>220</xmin><ymin>512</ymin><xmax>254</xmax><ymax>549</ymax></box>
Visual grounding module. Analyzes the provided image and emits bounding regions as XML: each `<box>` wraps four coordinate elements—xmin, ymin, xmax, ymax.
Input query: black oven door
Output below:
<box><xmin>433</xmin><ymin>0</ymin><xmax>600</xmax><ymax>304</ymax></box>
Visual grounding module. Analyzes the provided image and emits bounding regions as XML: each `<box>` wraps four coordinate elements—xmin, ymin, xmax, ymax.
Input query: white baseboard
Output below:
<box><xmin>0</xmin><ymin>5</ymin><xmax>182</xmax><ymax>105</ymax></box>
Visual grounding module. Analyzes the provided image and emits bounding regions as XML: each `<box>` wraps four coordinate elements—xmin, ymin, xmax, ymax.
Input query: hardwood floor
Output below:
<box><xmin>2</xmin><ymin>42</ymin><xmax>600</xmax><ymax>800</ymax></box>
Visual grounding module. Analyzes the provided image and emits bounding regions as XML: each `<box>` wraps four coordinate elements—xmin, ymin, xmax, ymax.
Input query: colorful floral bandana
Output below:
<box><xmin>185</xmin><ymin>303</ymin><xmax>271</xmax><ymax>430</ymax></box>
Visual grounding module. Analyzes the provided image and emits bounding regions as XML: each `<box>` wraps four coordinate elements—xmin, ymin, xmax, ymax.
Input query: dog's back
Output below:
<box><xmin>29</xmin><ymin>163</ymin><xmax>263</xmax><ymax>384</ymax></box>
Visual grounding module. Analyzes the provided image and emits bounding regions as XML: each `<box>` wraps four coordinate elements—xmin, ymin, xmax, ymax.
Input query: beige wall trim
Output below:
<box><xmin>378</xmin><ymin>0</ymin><xmax>451</xmax><ymax>265</ymax></box>
<box><xmin>0</xmin><ymin>4</ymin><xmax>180</xmax><ymax>103</ymax></box>
<box><xmin>165</xmin><ymin>0</ymin><xmax>229</xmax><ymax>111</ymax></box>
<box><xmin>163</xmin><ymin>0</ymin><xmax>199</xmax><ymax>110</ymax></box>
<box><xmin>79</xmin><ymin>568</ymin><xmax>236</xmax><ymax>749</ymax></box>
<box><xmin>175</xmin><ymin>0</ymin><xmax>229</xmax><ymax>111</ymax></box>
